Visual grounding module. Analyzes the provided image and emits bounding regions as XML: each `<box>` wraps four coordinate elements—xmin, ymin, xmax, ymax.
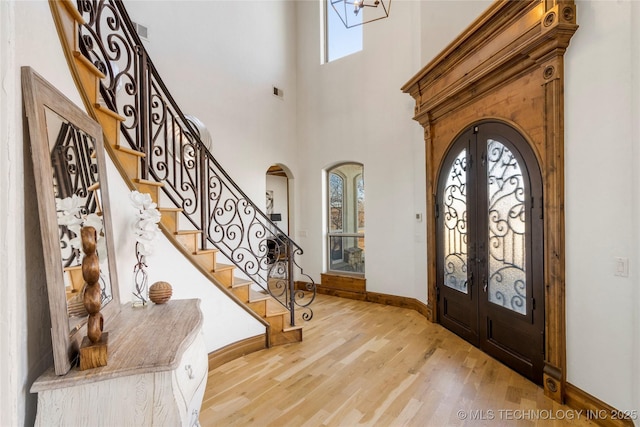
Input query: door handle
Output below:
<box><xmin>483</xmin><ymin>279</ymin><xmax>488</xmax><ymax>293</ymax></box>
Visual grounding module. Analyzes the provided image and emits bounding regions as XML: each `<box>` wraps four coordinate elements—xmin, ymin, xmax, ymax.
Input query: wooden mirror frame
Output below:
<box><xmin>402</xmin><ymin>0</ymin><xmax>577</xmax><ymax>402</ymax></box>
<box><xmin>22</xmin><ymin>66</ymin><xmax>121</xmax><ymax>375</ymax></box>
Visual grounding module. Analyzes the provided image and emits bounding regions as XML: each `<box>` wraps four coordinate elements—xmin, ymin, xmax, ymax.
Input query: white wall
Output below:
<box><xmin>419</xmin><ymin>0</ymin><xmax>492</xmax><ymax>65</ymax></box>
<box><xmin>296</xmin><ymin>0</ymin><xmax>429</xmax><ymax>300</ymax></box>
<box><xmin>632</xmin><ymin>1</ymin><xmax>640</xmax><ymax>420</ymax></box>
<box><xmin>565</xmin><ymin>0</ymin><xmax>639</xmax><ymax>416</ymax></box>
<box><xmin>1</xmin><ymin>2</ymin><xmax>81</xmax><ymax>425</ymax></box>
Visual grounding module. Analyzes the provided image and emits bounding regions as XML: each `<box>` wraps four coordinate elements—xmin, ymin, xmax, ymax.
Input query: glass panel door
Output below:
<box><xmin>486</xmin><ymin>139</ymin><xmax>527</xmax><ymax>314</ymax></box>
<box><xmin>442</xmin><ymin>149</ymin><xmax>468</xmax><ymax>294</ymax></box>
<box><xmin>437</xmin><ymin>121</ymin><xmax>544</xmax><ymax>383</ymax></box>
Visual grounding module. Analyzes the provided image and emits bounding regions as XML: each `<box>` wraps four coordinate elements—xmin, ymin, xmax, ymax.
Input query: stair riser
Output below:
<box><xmin>247</xmin><ymin>301</ymin><xmax>267</xmax><ymax>317</ymax></box>
<box><xmin>74</xmin><ymin>58</ymin><xmax>100</xmax><ymax>106</ymax></box>
<box><xmin>94</xmin><ymin>107</ymin><xmax>123</xmax><ymax>147</ymax></box>
<box><xmin>269</xmin><ymin>328</ymin><xmax>303</xmax><ymax>347</ymax></box>
<box><xmin>266</xmin><ymin>314</ymin><xmax>285</xmax><ymax>332</ymax></box>
<box><xmin>193</xmin><ymin>252</ymin><xmax>217</xmax><ymax>271</ymax></box>
<box><xmin>134</xmin><ymin>183</ymin><xmax>160</xmax><ymax>204</ymax></box>
<box><xmin>160</xmin><ymin>213</ymin><xmax>180</xmax><ymax>234</ymax></box>
<box><xmin>66</xmin><ymin>267</ymin><xmax>84</xmax><ymax>294</ymax></box>
<box><xmin>175</xmin><ymin>233</ymin><xmax>199</xmax><ymax>253</ymax></box>
<box><xmin>231</xmin><ymin>285</ymin><xmax>249</xmax><ymax>302</ymax></box>
<box><xmin>212</xmin><ymin>269</ymin><xmax>234</xmax><ymax>287</ymax></box>
<box><xmin>112</xmin><ymin>150</ymin><xmax>141</xmax><ymax>179</ymax></box>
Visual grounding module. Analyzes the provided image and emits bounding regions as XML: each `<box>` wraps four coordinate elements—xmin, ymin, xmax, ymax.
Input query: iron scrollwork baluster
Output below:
<box><xmin>75</xmin><ymin>0</ymin><xmax>316</xmax><ymax>323</ymax></box>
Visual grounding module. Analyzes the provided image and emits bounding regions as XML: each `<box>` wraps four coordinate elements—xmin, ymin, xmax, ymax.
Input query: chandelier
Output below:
<box><xmin>329</xmin><ymin>0</ymin><xmax>391</xmax><ymax>28</ymax></box>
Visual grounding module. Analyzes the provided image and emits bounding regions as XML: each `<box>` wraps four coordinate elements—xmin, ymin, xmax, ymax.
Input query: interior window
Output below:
<box><xmin>327</xmin><ymin>163</ymin><xmax>365</xmax><ymax>274</ymax></box>
<box><xmin>324</xmin><ymin>0</ymin><xmax>363</xmax><ymax>62</ymax></box>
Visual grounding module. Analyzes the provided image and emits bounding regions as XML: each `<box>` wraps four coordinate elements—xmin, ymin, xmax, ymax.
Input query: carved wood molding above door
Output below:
<box><xmin>402</xmin><ymin>0</ymin><xmax>577</xmax><ymax>403</ymax></box>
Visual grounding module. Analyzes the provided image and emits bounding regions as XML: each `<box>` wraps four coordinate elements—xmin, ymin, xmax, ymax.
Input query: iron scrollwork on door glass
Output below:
<box><xmin>486</xmin><ymin>139</ymin><xmax>526</xmax><ymax>314</ymax></box>
<box><xmin>442</xmin><ymin>149</ymin><xmax>468</xmax><ymax>294</ymax></box>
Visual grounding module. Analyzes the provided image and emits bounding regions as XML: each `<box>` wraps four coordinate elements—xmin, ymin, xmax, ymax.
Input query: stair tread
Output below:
<box><xmin>283</xmin><ymin>325</ymin><xmax>303</xmax><ymax>333</ymax></box>
<box><xmin>231</xmin><ymin>279</ymin><xmax>252</xmax><ymax>289</ymax></box>
<box><xmin>249</xmin><ymin>289</ymin><xmax>270</xmax><ymax>302</ymax></box>
<box><xmin>115</xmin><ymin>146</ymin><xmax>145</xmax><ymax>158</ymax></box>
<box><xmin>94</xmin><ymin>103</ymin><xmax>125</xmax><ymax>121</ymax></box>
<box><xmin>73</xmin><ymin>51</ymin><xmax>105</xmax><ymax>78</ymax></box>
<box><xmin>134</xmin><ymin>178</ymin><xmax>164</xmax><ymax>187</ymax></box>
<box><xmin>159</xmin><ymin>207</ymin><xmax>183</xmax><ymax>212</ymax></box>
<box><xmin>213</xmin><ymin>263</ymin><xmax>235</xmax><ymax>272</ymax></box>
<box><xmin>194</xmin><ymin>248</ymin><xmax>218</xmax><ymax>255</ymax></box>
<box><xmin>266</xmin><ymin>299</ymin><xmax>289</xmax><ymax>317</ymax></box>
<box><xmin>61</xmin><ymin>0</ymin><xmax>85</xmax><ymax>23</ymax></box>
<box><xmin>174</xmin><ymin>230</ymin><xmax>202</xmax><ymax>236</ymax></box>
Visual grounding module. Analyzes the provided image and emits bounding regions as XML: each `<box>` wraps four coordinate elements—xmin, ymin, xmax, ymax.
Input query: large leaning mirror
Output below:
<box><xmin>22</xmin><ymin>67</ymin><xmax>121</xmax><ymax>375</ymax></box>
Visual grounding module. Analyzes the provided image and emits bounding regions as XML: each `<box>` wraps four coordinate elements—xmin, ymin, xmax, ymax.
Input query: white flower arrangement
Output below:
<box><xmin>55</xmin><ymin>194</ymin><xmax>106</xmax><ymax>261</ymax></box>
<box><xmin>130</xmin><ymin>190</ymin><xmax>161</xmax><ymax>256</ymax></box>
<box><xmin>130</xmin><ymin>190</ymin><xmax>161</xmax><ymax>306</ymax></box>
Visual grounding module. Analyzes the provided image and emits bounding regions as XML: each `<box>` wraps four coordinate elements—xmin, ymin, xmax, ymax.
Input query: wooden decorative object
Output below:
<box><xmin>401</xmin><ymin>0</ymin><xmax>577</xmax><ymax>402</ymax></box>
<box><xmin>78</xmin><ymin>226</ymin><xmax>108</xmax><ymax>370</ymax></box>
<box><xmin>149</xmin><ymin>281</ymin><xmax>173</xmax><ymax>304</ymax></box>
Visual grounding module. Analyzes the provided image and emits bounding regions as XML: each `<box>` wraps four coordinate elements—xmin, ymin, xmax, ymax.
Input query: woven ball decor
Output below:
<box><xmin>149</xmin><ymin>281</ymin><xmax>173</xmax><ymax>304</ymax></box>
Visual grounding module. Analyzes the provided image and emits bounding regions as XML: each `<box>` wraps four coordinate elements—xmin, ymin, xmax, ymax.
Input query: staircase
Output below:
<box><xmin>49</xmin><ymin>0</ymin><xmax>315</xmax><ymax>348</ymax></box>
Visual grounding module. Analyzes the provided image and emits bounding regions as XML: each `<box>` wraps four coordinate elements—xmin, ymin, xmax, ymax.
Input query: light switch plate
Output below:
<box><xmin>614</xmin><ymin>257</ymin><xmax>629</xmax><ymax>277</ymax></box>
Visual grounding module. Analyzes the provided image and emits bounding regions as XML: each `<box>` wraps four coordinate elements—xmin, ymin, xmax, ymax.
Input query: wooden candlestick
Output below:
<box><xmin>78</xmin><ymin>226</ymin><xmax>108</xmax><ymax>370</ymax></box>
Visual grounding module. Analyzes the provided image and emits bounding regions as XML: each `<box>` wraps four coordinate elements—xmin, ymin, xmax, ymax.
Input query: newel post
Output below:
<box><xmin>288</xmin><ymin>242</ymin><xmax>296</xmax><ymax>326</ymax></box>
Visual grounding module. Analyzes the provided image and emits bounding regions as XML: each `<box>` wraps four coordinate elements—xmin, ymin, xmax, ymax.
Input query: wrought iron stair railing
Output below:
<box><xmin>74</xmin><ymin>0</ymin><xmax>315</xmax><ymax>324</ymax></box>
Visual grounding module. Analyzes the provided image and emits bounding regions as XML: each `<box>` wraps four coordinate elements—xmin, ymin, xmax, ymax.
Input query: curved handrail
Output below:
<box><xmin>74</xmin><ymin>0</ymin><xmax>315</xmax><ymax>324</ymax></box>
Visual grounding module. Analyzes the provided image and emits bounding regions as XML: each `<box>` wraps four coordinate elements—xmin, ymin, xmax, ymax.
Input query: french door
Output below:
<box><xmin>436</xmin><ymin>121</ymin><xmax>544</xmax><ymax>383</ymax></box>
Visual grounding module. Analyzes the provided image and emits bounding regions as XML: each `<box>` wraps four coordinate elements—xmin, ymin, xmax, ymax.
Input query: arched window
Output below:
<box><xmin>327</xmin><ymin>163</ymin><xmax>365</xmax><ymax>274</ymax></box>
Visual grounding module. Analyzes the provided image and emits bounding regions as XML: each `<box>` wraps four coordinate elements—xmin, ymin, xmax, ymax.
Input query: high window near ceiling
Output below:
<box><xmin>324</xmin><ymin>0</ymin><xmax>362</xmax><ymax>62</ymax></box>
<box><xmin>327</xmin><ymin>163</ymin><xmax>365</xmax><ymax>274</ymax></box>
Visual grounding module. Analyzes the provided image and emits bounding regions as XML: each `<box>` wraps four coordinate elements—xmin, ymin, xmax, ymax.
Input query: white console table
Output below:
<box><xmin>31</xmin><ymin>299</ymin><xmax>208</xmax><ymax>426</ymax></box>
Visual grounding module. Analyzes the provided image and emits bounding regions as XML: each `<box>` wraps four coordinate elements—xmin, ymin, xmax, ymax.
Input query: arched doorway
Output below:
<box><xmin>437</xmin><ymin>121</ymin><xmax>544</xmax><ymax>383</ymax></box>
<box><xmin>265</xmin><ymin>164</ymin><xmax>292</xmax><ymax>235</ymax></box>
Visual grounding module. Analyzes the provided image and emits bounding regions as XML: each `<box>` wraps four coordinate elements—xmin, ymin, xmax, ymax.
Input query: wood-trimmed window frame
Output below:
<box><xmin>402</xmin><ymin>0</ymin><xmax>578</xmax><ymax>403</ymax></box>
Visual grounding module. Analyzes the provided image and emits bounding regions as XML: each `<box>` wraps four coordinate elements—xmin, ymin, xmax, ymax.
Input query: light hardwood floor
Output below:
<box><xmin>201</xmin><ymin>294</ymin><xmax>596</xmax><ymax>427</ymax></box>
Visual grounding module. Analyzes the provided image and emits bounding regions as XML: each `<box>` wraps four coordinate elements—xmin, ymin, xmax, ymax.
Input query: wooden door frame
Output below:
<box><xmin>402</xmin><ymin>0</ymin><xmax>578</xmax><ymax>403</ymax></box>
